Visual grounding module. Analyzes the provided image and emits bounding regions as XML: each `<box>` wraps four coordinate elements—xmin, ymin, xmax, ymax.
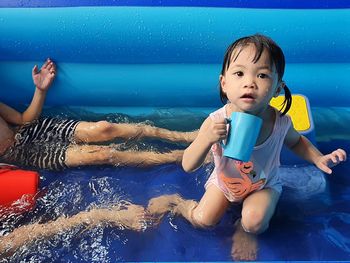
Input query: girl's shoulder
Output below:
<box><xmin>273</xmin><ymin>107</ymin><xmax>292</xmax><ymax>129</ymax></box>
<box><xmin>209</xmin><ymin>105</ymin><xmax>226</xmax><ymax>121</ymax></box>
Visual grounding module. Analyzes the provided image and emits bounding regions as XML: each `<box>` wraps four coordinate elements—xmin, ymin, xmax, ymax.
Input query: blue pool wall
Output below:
<box><xmin>0</xmin><ymin>2</ymin><xmax>350</xmax><ymax>109</ymax></box>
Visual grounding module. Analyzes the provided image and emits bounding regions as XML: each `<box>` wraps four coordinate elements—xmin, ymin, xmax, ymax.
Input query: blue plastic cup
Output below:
<box><xmin>222</xmin><ymin>112</ymin><xmax>262</xmax><ymax>162</ymax></box>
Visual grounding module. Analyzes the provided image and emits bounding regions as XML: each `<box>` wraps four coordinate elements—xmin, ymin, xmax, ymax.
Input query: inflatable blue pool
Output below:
<box><xmin>0</xmin><ymin>1</ymin><xmax>350</xmax><ymax>261</ymax></box>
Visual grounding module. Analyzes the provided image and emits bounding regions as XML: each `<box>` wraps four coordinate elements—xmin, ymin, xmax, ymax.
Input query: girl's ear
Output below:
<box><xmin>220</xmin><ymin>74</ymin><xmax>226</xmax><ymax>93</ymax></box>
<box><xmin>274</xmin><ymin>81</ymin><xmax>285</xmax><ymax>97</ymax></box>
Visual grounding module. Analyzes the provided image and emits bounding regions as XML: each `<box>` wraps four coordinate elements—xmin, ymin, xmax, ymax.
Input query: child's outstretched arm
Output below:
<box><xmin>284</xmin><ymin>125</ymin><xmax>347</xmax><ymax>174</ymax></box>
<box><xmin>0</xmin><ymin>59</ymin><xmax>56</xmax><ymax>125</ymax></box>
<box><xmin>23</xmin><ymin>58</ymin><xmax>56</xmax><ymax>122</ymax></box>
<box><xmin>182</xmin><ymin>116</ymin><xmax>227</xmax><ymax>172</ymax></box>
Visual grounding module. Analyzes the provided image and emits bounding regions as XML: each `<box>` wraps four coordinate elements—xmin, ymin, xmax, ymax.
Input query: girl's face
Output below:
<box><xmin>220</xmin><ymin>44</ymin><xmax>282</xmax><ymax>116</ymax></box>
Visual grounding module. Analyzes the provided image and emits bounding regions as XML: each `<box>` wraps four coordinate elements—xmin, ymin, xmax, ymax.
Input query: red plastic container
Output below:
<box><xmin>0</xmin><ymin>164</ymin><xmax>39</xmax><ymax>216</ymax></box>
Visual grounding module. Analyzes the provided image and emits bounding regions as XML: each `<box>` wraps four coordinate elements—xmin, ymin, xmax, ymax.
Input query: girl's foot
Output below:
<box><xmin>231</xmin><ymin>220</ymin><xmax>258</xmax><ymax>261</ymax></box>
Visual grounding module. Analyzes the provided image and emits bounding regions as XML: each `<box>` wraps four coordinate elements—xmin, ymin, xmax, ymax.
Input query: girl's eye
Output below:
<box><xmin>258</xmin><ymin>73</ymin><xmax>269</xmax><ymax>79</ymax></box>
<box><xmin>233</xmin><ymin>71</ymin><xmax>243</xmax><ymax>77</ymax></box>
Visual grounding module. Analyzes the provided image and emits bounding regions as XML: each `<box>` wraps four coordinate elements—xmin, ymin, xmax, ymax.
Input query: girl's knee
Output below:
<box><xmin>241</xmin><ymin>209</ymin><xmax>269</xmax><ymax>234</ymax></box>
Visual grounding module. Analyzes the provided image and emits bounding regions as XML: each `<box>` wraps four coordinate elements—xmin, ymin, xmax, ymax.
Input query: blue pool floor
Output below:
<box><xmin>1</xmin><ymin>107</ymin><xmax>349</xmax><ymax>262</ymax></box>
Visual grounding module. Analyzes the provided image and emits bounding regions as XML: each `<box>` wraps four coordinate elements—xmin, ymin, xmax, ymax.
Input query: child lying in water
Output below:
<box><xmin>0</xmin><ymin>59</ymin><xmax>197</xmax><ymax>170</ymax></box>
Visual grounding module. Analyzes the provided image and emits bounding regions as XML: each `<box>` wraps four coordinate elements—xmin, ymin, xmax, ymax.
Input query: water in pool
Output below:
<box><xmin>0</xmin><ymin>106</ymin><xmax>349</xmax><ymax>262</ymax></box>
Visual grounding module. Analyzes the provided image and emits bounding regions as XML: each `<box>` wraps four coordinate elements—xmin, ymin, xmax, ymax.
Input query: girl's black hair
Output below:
<box><xmin>219</xmin><ymin>34</ymin><xmax>292</xmax><ymax>116</ymax></box>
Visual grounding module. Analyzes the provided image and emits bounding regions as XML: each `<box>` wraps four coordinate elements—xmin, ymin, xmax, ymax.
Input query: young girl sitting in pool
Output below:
<box><xmin>147</xmin><ymin>34</ymin><xmax>347</xmax><ymax>260</ymax></box>
<box><xmin>0</xmin><ymin>59</ymin><xmax>197</xmax><ymax>170</ymax></box>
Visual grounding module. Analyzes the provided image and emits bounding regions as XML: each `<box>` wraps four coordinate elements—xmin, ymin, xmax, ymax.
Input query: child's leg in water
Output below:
<box><xmin>231</xmin><ymin>188</ymin><xmax>280</xmax><ymax>261</ymax></box>
<box><xmin>65</xmin><ymin>145</ymin><xmax>184</xmax><ymax>167</ymax></box>
<box><xmin>0</xmin><ymin>204</ymin><xmax>146</xmax><ymax>258</ymax></box>
<box><xmin>147</xmin><ymin>186</ymin><xmax>279</xmax><ymax>261</ymax></box>
<box><xmin>147</xmin><ymin>185</ymin><xmax>230</xmax><ymax>228</ymax></box>
<box><xmin>74</xmin><ymin>121</ymin><xmax>198</xmax><ymax>144</ymax></box>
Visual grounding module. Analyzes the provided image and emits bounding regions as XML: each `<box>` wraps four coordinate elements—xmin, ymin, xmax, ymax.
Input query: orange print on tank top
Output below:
<box><xmin>219</xmin><ymin>161</ymin><xmax>266</xmax><ymax>199</ymax></box>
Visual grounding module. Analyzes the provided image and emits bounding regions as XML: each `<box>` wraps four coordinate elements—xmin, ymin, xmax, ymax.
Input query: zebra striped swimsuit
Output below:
<box><xmin>1</xmin><ymin>118</ymin><xmax>79</xmax><ymax>170</ymax></box>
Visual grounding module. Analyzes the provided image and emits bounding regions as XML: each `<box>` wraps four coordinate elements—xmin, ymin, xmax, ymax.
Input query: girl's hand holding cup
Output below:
<box><xmin>200</xmin><ymin>118</ymin><xmax>227</xmax><ymax>145</ymax></box>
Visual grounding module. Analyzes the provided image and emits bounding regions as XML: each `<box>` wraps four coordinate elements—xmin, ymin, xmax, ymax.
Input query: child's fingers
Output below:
<box><xmin>330</xmin><ymin>150</ymin><xmax>345</xmax><ymax>163</ymax></box>
<box><xmin>215</xmin><ymin>127</ymin><xmax>227</xmax><ymax>138</ymax></box>
<box><xmin>213</xmin><ymin>121</ymin><xmax>227</xmax><ymax>129</ymax></box>
<box><xmin>215</xmin><ymin>125</ymin><xmax>227</xmax><ymax>133</ymax></box>
<box><xmin>50</xmin><ymin>68</ymin><xmax>56</xmax><ymax>76</ymax></box>
<box><xmin>330</xmin><ymin>154</ymin><xmax>339</xmax><ymax>164</ymax></box>
<box><xmin>42</xmin><ymin>59</ymin><xmax>50</xmax><ymax>69</ymax></box>
<box><xmin>50</xmin><ymin>60</ymin><xmax>56</xmax><ymax>70</ymax></box>
<box><xmin>47</xmin><ymin>61</ymin><xmax>55</xmax><ymax>71</ymax></box>
<box><xmin>334</xmin><ymin>148</ymin><xmax>347</xmax><ymax>161</ymax></box>
<box><xmin>216</xmin><ymin>133</ymin><xmax>227</xmax><ymax>140</ymax></box>
<box><xmin>216</xmin><ymin>118</ymin><xmax>227</xmax><ymax>124</ymax></box>
<box><xmin>213</xmin><ymin>123</ymin><xmax>227</xmax><ymax>132</ymax></box>
<box><xmin>32</xmin><ymin>65</ymin><xmax>39</xmax><ymax>75</ymax></box>
<box><xmin>319</xmin><ymin>162</ymin><xmax>332</xmax><ymax>174</ymax></box>
<box><xmin>213</xmin><ymin>123</ymin><xmax>227</xmax><ymax>134</ymax></box>
<box><xmin>45</xmin><ymin>61</ymin><xmax>56</xmax><ymax>76</ymax></box>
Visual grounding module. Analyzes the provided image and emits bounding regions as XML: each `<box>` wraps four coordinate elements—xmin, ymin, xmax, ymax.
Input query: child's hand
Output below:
<box><xmin>32</xmin><ymin>59</ymin><xmax>56</xmax><ymax>92</ymax></box>
<box><xmin>315</xmin><ymin>148</ymin><xmax>347</xmax><ymax>174</ymax></box>
<box><xmin>200</xmin><ymin>118</ymin><xmax>227</xmax><ymax>145</ymax></box>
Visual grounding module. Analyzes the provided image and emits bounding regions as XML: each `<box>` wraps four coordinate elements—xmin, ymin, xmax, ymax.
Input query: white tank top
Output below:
<box><xmin>209</xmin><ymin>105</ymin><xmax>291</xmax><ymax>201</ymax></box>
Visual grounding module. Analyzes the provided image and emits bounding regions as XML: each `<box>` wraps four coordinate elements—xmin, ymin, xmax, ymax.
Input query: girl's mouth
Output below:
<box><xmin>240</xmin><ymin>93</ymin><xmax>256</xmax><ymax>100</ymax></box>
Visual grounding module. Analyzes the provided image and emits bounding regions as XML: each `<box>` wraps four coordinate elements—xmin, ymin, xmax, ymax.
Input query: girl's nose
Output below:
<box><xmin>243</xmin><ymin>78</ymin><xmax>256</xmax><ymax>89</ymax></box>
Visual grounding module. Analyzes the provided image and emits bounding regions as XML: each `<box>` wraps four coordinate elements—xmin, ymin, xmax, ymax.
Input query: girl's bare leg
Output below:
<box><xmin>65</xmin><ymin>145</ymin><xmax>183</xmax><ymax>167</ymax></box>
<box><xmin>0</xmin><ymin>204</ymin><xmax>146</xmax><ymax>258</ymax></box>
<box><xmin>147</xmin><ymin>185</ymin><xmax>230</xmax><ymax>228</ymax></box>
<box><xmin>231</xmin><ymin>188</ymin><xmax>280</xmax><ymax>261</ymax></box>
<box><xmin>74</xmin><ymin>121</ymin><xmax>198</xmax><ymax>144</ymax></box>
